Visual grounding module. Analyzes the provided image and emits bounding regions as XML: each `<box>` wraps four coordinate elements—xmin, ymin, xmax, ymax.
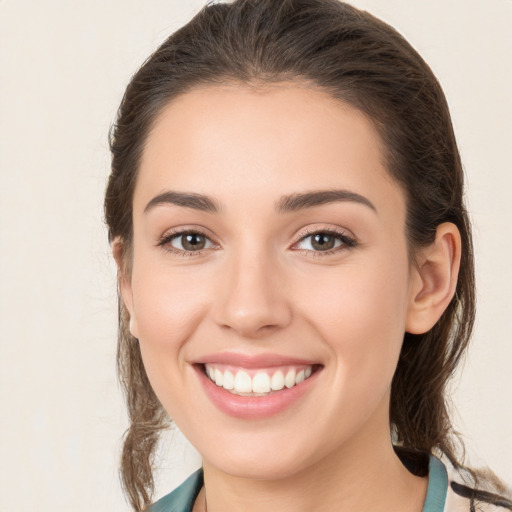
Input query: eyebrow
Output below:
<box><xmin>144</xmin><ymin>188</ymin><xmax>377</xmax><ymax>215</ymax></box>
<box><xmin>276</xmin><ymin>189</ymin><xmax>377</xmax><ymax>214</ymax></box>
<box><xmin>144</xmin><ymin>191</ymin><xmax>221</xmax><ymax>214</ymax></box>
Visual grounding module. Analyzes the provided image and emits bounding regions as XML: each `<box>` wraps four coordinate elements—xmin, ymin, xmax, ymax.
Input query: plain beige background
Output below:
<box><xmin>0</xmin><ymin>1</ymin><xmax>510</xmax><ymax>510</ymax></box>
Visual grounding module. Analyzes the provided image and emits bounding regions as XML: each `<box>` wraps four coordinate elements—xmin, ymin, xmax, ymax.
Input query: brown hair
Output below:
<box><xmin>105</xmin><ymin>0</ymin><xmax>476</xmax><ymax>509</ymax></box>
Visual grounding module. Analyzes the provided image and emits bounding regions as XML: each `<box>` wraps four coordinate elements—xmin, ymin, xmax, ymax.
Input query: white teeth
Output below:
<box><xmin>252</xmin><ymin>372</ymin><xmax>271</xmax><ymax>393</ymax></box>
<box><xmin>284</xmin><ymin>369</ymin><xmax>296</xmax><ymax>388</ymax></box>
<box><xmin>222</xmin><ymin>370</ymin><xmax>234</xmax><ymax>390</ymax></box>
<box><xmin>204</xmin><ymin>364</ymin><xmax>315</xmax><ymax>394</ymax></box>
<box><xmin>270</xmin><ymin>370</ymin><xmax>285</xmax><ymax>391</ymax></box>
<box><xmin>234</xmin><ymin>370</ymin><xmax>252</xmax><ymax>393</ymax></box>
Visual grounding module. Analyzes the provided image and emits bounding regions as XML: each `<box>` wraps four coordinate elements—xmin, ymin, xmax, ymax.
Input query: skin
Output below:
<box><xmin>117</xmin><ymin>82</ymin><xmax>461</xmax><ymax>512</ymax></box>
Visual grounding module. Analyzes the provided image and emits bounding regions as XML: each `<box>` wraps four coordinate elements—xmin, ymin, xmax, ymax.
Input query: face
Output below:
<box><xmin>122</xmin><ymin>83</ymin><xmax>420</xmax><ymax>480</ymax></box>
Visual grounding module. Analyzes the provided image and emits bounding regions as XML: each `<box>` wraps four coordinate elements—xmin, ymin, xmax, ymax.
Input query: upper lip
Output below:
<box><xmin>194</xmin><ymin>352</ymin><xmax>320</xmax><ymax>369</ymax></box>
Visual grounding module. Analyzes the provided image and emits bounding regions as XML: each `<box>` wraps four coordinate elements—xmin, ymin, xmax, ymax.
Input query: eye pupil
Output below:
<box><xmin>312</xmin><ymin>233</ymin><xmax>335</xmax><ymax>251</ymax></box>
<box><xmin>183</xmin><ymin>233</ymin><xmax>206</xmax><ymax>251</ymax></box>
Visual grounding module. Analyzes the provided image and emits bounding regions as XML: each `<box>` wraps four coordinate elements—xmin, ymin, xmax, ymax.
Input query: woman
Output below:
<box><xmin>104</xmin><ymin>0</ymin><xmax>511</xmax><ymax>511</ymax></box>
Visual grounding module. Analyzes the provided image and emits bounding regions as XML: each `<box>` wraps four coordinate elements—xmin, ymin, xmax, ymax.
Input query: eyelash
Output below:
<box><xmin>157</xmin><ymin>227</ymin><xmax>357</xmax><ymax>258</ymax></box>
<box><xmin>157</xmin><ymin>229</ymin><xmax>218</xmax><ymax>257</ymax></box>
<box><xmin>292</xmin><ymin>227</ymin><xmax>357</xmax><ymax>257</ymax></box>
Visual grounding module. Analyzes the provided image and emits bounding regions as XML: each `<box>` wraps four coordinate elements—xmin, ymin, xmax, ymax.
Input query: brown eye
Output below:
<box><xmin>311</xmin><ymin>233</ymin><xmax>336</xmax><ymax>251</ymax></box>
<box><xmin>294</xmin><ymin>230</ymin><xmax>356</xmax><ymax>253</ymax></box>
<box><xmin>181</xmin><ymin>233</ymin><xmax>206</xmax><ymax>251</ymax></box>
<box><xmin>166</xmin><ymin>231</ymin><xmax>214</xmax><ymax>252</ymax></box>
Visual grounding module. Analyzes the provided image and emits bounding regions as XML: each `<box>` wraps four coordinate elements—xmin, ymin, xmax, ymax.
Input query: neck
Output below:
<box><xmin>199</xmin><ymin>418</ymin><xmax>428</xmax><ymax>512</ymax></box>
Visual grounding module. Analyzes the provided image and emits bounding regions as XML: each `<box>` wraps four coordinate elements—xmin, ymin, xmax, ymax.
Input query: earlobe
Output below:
<box><xmin>405</xmin><ymin>222</ymin><xmax>461</xmax><ymax>334</ymax></box>
<box><xmin>112</xmin><ymin>237</ymin><xmax>139</xmax><ymax>338</ymax></box>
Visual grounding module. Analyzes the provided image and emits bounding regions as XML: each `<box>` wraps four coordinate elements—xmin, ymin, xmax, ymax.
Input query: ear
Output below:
<box><xmin>112</xmin><ymin>237</ymin><xmax>139</xmax><ymax>338</ymax></box>
<box><xmin>405</xmin><ymin>222</ymin><xmax>461</xmax><ymax>334</ymax></box>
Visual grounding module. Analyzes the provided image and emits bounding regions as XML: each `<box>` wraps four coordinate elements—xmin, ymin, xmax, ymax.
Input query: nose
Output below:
<box><xmin>212</xmin><ymin>248</ymin><xmax>293</xmax><ymax>338</ymax></box>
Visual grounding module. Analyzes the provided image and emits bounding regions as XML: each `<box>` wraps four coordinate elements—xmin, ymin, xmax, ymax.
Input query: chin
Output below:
<box><xmin>198</xmin><ymin>430</ymin><xmax>332</xmax><ymax>481</ymax></box>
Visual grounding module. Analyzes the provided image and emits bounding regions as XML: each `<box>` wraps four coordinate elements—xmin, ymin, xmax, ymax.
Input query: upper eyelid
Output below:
<box><xmin>158</xmin><ymin>225</ymin><xmax>351</xmax><ymax>238</ymax></box>
<box><xmin>293</xmin><ymin>225</ymin><xmax>355</xmax><ymax>243</ymax></box>
<box><xmin>157</xmin><ymin>226</ymin><xmax>219</xmax><ymax>245</ymax></box>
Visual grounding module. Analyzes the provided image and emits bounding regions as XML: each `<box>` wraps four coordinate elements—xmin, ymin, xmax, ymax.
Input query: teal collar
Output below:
<box><xmin>148</xmin><ymin>454</ymin><xmax>448</xmax><ymax>512</ymax></box>
<box><xmin>422</xmin><ymin>455</ymin><xmax>448</xmax><ymax>512</ymax></box>
<box><xmin>147</xmin><ymin>470</ymin><xmax>203</xmax><ymax>512</ymax></box>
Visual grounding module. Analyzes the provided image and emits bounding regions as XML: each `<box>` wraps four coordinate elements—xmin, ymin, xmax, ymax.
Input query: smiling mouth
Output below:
<box><xmin>202</xmin><ymin>363</ymin><xmax>321</xmax><ymax>396</ymax></box>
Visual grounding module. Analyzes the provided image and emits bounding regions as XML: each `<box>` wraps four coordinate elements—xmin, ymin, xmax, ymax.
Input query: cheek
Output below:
<box><xmin>298</xmin><ymin>261</ymin><xmax>411</xmax><ymax>440</ymax></box>
<box><xmin>129</xmin><ymin>258</ymin><xmax>214</xmax><ymax>376</ymax></box>
<box><xmin>298</xmin><ymin>255</ymin><xmax>411</xmax><ymax>380</ymax></box>
<box><xmin>130</xmin><ymin>265</ymin><xmax>216</xmax><ymax>426</ymax></box>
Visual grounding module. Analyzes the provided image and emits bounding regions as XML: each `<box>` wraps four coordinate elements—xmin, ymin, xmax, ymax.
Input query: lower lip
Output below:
<box><xmin>196</xmin><ymin>366</ymin><xmax>320</xmax><ymax>419</ymax></box>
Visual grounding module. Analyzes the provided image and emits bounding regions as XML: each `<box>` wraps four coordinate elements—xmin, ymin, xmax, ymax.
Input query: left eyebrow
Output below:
<box><xmin>276</xmin><ymin>189</ymin><xmax>377</xmax><ymax>214</ymax></box>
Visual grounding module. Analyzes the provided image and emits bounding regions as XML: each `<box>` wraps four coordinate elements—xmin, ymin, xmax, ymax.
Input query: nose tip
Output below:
<box><xmin>212</xmin><ymin>257</ymin><xmax>292</xmax><ymax>338</ymax></box>
<box><xmin>219</xmin><ymin>308</ymin><xmax>282</xmax><ymax>338</ymax></box>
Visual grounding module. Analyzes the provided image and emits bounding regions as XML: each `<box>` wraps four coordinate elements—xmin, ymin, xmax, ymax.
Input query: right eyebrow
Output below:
<box><xmin>144</xmin><ymin>191</ymin><xmax>221</xmax><ymax>214</ymax></box>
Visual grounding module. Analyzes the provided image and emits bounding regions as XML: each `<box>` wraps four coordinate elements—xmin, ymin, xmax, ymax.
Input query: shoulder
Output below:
<box><xmin>146</xmin><ymin>469</ymin><xmax>204</xmax><ymax>512</ymax></box>
<box><xmin>145</xmin><ymin>460</ymin><xmax>512</xmax><ymax>512</ymax></box>
<box><xmin>442</xmin><ymin>458</ymin><xmax>512</xmax><ymax>512</ymax></box>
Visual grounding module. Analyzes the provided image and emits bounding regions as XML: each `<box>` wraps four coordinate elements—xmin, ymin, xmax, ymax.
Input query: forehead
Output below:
<box><xmin>135</xmin><ymin>82</ymin><xmax>404</xmax><ymax>221</ymax></box>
